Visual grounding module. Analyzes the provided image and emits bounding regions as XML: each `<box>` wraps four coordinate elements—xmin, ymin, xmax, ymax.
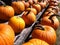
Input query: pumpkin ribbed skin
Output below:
<box><xmin>23</xmin><ymin>39</ymin><xmax>49</xmax><ymax>45</ymax></box>
<box><xmin>0</xmin><ymin>6</ymin><xmax>14</xmax><ymax>20</ymax></box>
<box><xmin>32</xmin><ymin>25</ymin><xmax>56</xmax><ymax>45</ymax></box>
<box><xmin>0</xmin><ymin>24</ymin><xmax>15</xmax><ymax>45</ymax></box>
<box><xmin>11</xmin><ymin>1</ymin><xmax>25</xmax><ymax>14</ymax></box>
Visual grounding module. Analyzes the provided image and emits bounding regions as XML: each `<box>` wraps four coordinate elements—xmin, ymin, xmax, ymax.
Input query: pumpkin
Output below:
<box><xmin>26</xmin><ymin>8</ymin><xmax>37</xmax><ymax>15</ymax></box>
<box><xmin>23</xmin><ymin>39</ymin><xmax>49</xmax><ymax>45</ymax></box>
<box><xmin>40</xmin><ymin>15</ymin><xmax>59</xmax><ymax>30</ymax></box>
<box><xmin>8</xmin><ymin>16</ymin><xmax>25</xmax><ymax>33</ymax></box>
<box><xmin>42</xmin><ymin>11</ymin><xmax>54</xmax><ymax>17</ymax></box>
<box><xmin>32</xmin><ymin>3</ymin><xmax>41</xmax><ymax>13</ymax></box>
<box><xmin>28</xmin><ymin>0</ymin><xmax>38</xmax><ymax>5</ymax></box>
<box><xmin>38</xmin><ymin>0</ymin><xmax>47</xmax><ymax>9</ymax></box>
<box><xmin>22</xmin><ymin>1</ymin><xmax>30</xmax><ymax>9</ymax></box>
<box><xmin>32</xmin><ymin>25</ymin><xmax>56</xmax><ymax>45</ymax></box>
<box><xmin>22</xmin><ymin>11</ymin><xmax>36</xmax><ymax>27</ymax></box>
<box><xmin>0</xmin><ymin>5</ymin><xmax>14</xmax><ymax>21</ymax></box>
<box><xmin>11</xmin><ymin>1</ymin><xmax>25</xmax><ymax>14</ymax></box>
<box><xmin>49</xmin><ymin>0</ymin><xmax>58</xmax><ymax>6</ymax></box>
<box><xmin>0</xmin><ymin>24</ymin><xmax>15</xmax><ymax>45</ymax></box>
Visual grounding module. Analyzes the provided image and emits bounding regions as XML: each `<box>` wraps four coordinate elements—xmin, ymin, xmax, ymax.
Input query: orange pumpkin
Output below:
<box><xmin>0</xmin><ymin>24</ymin><xmax>15</xmax><ymax>45</ymax></box>
<box><xmin>26</xmin><ymin>8</ymin><xmax>37</xmax><ymax>15</ymax></box>
<box><xmin>8</xmin><ymin>16</ymin><xmax>25</xmax><ymax>33</ymax></box>
<box><xmin>22</xmin><ymin>11</ymin><xmax>36</xmax><ymax>27</ymax></box>
<box><xmin>32</xmin><ymin>4</ymin><xmax>41</xmax><ymax>13</ymax></box>
<box><xmin>22</xmin><ymin>1</ymin><xmax>30</xmax><ymax>9</ymax></box>
<box><xmin>23</xmin><ymin>39</ymin><xmax>49</xmax><ymax>45</ymax></box>
<box><xmin>11</xmin><ymin>1</ymin><xmax>25</xmax><ymax>14</ymax></box>
<box><xmin>0</xmin><ymin>5</ymin><xmax>14</xmax><ymax>21</ymax></box>
<box><xmin>39</xmin><ymin>0</ymin><xmax>47</xmax><ymax>9</ymax></box>
<box><xmin>32</xmin><ymin>25</ymin><xmax>56</xmax><ymax>45</ymax></box>
<box><xmin>28</xmin><ymin>0</ymin><xmax>38</xmax><ymax>5</ymax></box>
<box><xmin>42</xmin><ymin>11</ymin><xmax>54</xmax><ymax>17</ymax></box>
<box><xmin>40</xmin><ymin>16</ymin><xmax>59</xmax><ymax>30</ymax></box>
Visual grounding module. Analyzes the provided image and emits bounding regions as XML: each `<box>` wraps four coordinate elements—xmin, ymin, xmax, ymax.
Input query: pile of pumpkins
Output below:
<box><xmin>0</xmin><ymin>0</ymin><xmax>59</xmax><ymax>45</ymax></box>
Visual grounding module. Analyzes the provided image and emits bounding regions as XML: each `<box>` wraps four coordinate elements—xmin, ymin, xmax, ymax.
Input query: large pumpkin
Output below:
<box><xmin>0</xmin><ymin>24</ymin><xmax>15</xmax><ymax>45</ymax></box>
<box><xmin>8</xmin><ymin>16</ymin><xmax>25</xmax><ymax>33</ymax></box>
<box><xmin>23</xmin><ymin>39</ymin><xmax>49</xmax><ymax>45</ymax></box>
<box><xmin>32</xmin><ymin>25</ymin><xmax>56</xmax><ymax>45</ymax></box>
<box><xmin>11</xmin><ymin>1</ymin><xmax>25</xmax><ymax>14</ymax></box>
<box><xmin>0</xmin><ymin>5</ymin><xmax>14</xmax><ymax>21</ymax></box>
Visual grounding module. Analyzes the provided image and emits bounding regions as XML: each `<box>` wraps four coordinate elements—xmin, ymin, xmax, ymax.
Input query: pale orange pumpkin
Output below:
<box><xmin>8</xmin><ymin>16</ymin><xmax>25</xmax><ymax>33</ymax></box>
<box><xmin>0</xmin><ymin>24</ymin><xmax>15</xmax><ymax>45</ymax></box>
<box><xmin>0</xmin><ymin>6</ymin><xmax>14</xmax><ymax>21</ymax></box>
<box><xmin>23</xmin><ymin>39</ymin><xmax>49</xmax><ymax>45</ymax></box>
<box><xmin>32</xmin><ymin>25</ymin><xmax>56</xmax><ymax>45</ymax></box>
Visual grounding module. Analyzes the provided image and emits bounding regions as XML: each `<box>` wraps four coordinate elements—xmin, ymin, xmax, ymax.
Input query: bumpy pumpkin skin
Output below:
<box><xmin>40</xmin><ymin>16</ymin><xmax>59</xmax><ymax>30</ymax></box>
<box><xmin>32</xmin><ymin>25</ymin><xmax>56</xmax><ymax>45</ymax></box>
<box><xmin>8</xmin><ymin>16</ymin><xmax>25</xmax><ymax>33</ymax></box>
<box><xmin>22</xmin><ymin>11</ymin><xmax>36</xmax><ymax>26</ymax></box>
<box><xmin>0</xmin><ymin>6</ymin><xmax>14</xmax><ymax>20</ymax></box>
<box><xmin>11</xmin><ymin>1</ymin><xmax>25</xmax><ymax>14</ymax></box>
<box><xmin>23</xmin><ymin>39</ymin><xmax>49</xmax><ymax>45</ymax></box>
<box><xmin>0</xmin><ymin>24</ymin><xmax>15</xmax><ymax>45</ymax></box>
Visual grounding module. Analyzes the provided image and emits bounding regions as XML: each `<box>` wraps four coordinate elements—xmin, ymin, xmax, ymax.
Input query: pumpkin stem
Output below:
<box><xmin>26</xmin><ymin>10</ymin><xmax>31</xmax><ymax>15</ymax></box>
<box><xmin>0</xmin><ymin>1</ymin><xmax>6</xmax><ymax>6</ymax></box>
<box><xmin>49</xmin><ymin>6</ymin><xmax>59</xmax><ymax>12</ymax></box>
<box><xmin>49</xmin><ymin>14</ymin><xmax>60</xmax><ymax>24</ymax></box>
<box><xmin>34</xmin><ymin>24</ymin><xmax>44</xmax><ymax>30</ymax></box>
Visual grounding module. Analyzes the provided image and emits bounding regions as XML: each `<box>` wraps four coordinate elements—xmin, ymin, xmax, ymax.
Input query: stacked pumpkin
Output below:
<box><xmin>0</xmin><ymin>0</ymin><xmax>59</xmax><ymax>45</ymax></box>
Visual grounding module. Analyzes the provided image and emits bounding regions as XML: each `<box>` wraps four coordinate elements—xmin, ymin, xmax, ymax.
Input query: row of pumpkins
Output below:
<box><xmin>0</xmin><ymin>0</ymin><xmax>59</xmax><ymax>45</ymax></box>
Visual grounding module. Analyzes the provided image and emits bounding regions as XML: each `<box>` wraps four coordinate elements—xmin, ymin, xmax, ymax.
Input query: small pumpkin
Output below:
<box><xmin>22</xmin><ymin>1</ymin><xmax>30</xmax><ymax>9</ymax></box>
<box><xmin>32</xmin><ymin>3</ymin><xmax>41</xmax><ymax>13</ymax></box>
<box><xmin>22</xmin><ymin>11</ymin><xmax>36</xmax><ymax>27</ymax></box>
<box><xmin>26</xmin><ymin>8</ymin><xmax>37</xmax><ymax>15</ymax></box>
<box><xmin>11</xmin><ymin>1</ymin><xmax>25</xmax><ymax>14</ymax></box>
<box><xmin>0</xmin><ymin>24</ymin><xmax>15</xmax><ymax>45</ymax></box>
<box><xmin>0</xmin><ymin>2</ymin><xmax>14</xmax><ymax>21</ymax></box>
<box><xmin>32</xmin><ymin>25</ymin><xmax>56</xmax><ymax>45</ymax></box>
<box><xmin>38</xmin><ymin>0</ymin><xmax>47</xmax><ymax>9</ymax></box>
<box><xmin>40</xmin><ymin>15</ymin><xmax>59</xmax><ymax>30</ymax></box>
<box><xmin>28</xmin><ymin>0</ymin><xmax>38</xmax><ymax>5</ymax></box>
<box><xmin>8</xmin><ymin>16</ymin><xmax>25</xmax><ymax>33</ymax></box>
<box><xmin>23</xmin><ymin>39</ymin><xmax>49</xmax><ymax>45</ymax></box>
